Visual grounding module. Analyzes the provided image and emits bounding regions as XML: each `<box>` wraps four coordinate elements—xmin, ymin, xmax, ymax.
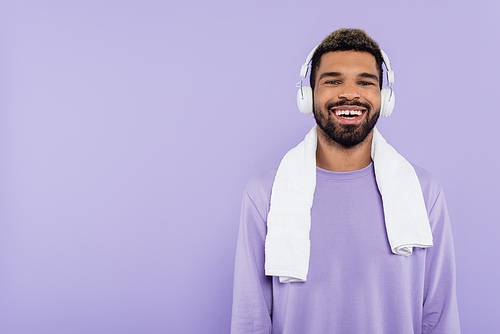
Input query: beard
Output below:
<box><xmin>313</xmin><ymin>100</ymin><xmax>380</xmax><ymax>148</ymax></box>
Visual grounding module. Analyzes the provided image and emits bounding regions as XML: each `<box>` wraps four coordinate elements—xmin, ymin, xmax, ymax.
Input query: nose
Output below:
<box><xmin>338</xmin><ymin>82</ymin><xmax>360</xmax><ymax>100</ymax></box>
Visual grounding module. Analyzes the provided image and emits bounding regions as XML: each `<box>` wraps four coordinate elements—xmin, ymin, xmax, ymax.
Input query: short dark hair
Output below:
<box><xmin>310</xmin><ymin>28</ymin><xmax>384</xmax><ymax>90</ymax></box>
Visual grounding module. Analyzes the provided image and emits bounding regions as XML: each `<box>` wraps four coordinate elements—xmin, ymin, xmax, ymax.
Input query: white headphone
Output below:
<box><xmin>297</xmin><ymin>46</ymin><xmax>395</xmax><ymax>118</ymax></box>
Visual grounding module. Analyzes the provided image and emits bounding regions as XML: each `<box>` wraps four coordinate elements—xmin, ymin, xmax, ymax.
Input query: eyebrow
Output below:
<box><xmin>359</xmin><ymin>72</ymin><xmax>379</xmax><ymax>81</ymax></box>
<box><xmin>318</xmin><ymin>72</ymin><xmax>342</xmax><ymax>80</ymax></box>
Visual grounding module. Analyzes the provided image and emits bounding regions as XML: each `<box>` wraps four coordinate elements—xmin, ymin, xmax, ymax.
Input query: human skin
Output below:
<box><xmin>313</xmin><ymin>51</ymin><xmax>382</xmax><ymax>172</ymax></box>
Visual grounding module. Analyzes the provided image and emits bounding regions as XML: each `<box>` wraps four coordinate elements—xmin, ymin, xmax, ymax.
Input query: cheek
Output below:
<box><xmin>367</xmin><ymin>91</ymin><xmax>381</xmax><ymax>108</ymax></box>
<box><xmin>314</xmin><ymin>88</ymin><xmax>334</xmax><ymax>105</ymax></box>
<box><xmin>313</xmin><ymin>89</ymin><xmax>322</xmax><ymax>102</ymax></box>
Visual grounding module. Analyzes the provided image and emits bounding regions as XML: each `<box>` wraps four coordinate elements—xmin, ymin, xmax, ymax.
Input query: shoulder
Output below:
<box><xmin>243</xmin><ymin>164</ymin><xmax>279</xmax><ymax>217</ymax></box>
<box><xmin>411</xmin><ymin>163</ymin><xmax>445</xmax><ymax>213</ymax></box>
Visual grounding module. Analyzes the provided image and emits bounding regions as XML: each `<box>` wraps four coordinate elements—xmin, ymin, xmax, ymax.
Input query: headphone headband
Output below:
<box><xmin>299</xmin><ymin>45</ymin><xmax>319</xmax><ymax>80</ymax></box>
<box><xmin>380</xmin><ymin>49</ymin><xmax>394</xmax><ymax>88</ymax></box>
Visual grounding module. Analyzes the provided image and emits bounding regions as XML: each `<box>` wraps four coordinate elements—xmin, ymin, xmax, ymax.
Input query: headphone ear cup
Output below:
<box><xmin>380</xmin><ymin>88</ymin><xmax>395</xmax><ymax>118</ymax></box>
<box><xmin>297</xmin><ymin>86</ymin><xmax>314</xmax><ymax>115</ymax></box>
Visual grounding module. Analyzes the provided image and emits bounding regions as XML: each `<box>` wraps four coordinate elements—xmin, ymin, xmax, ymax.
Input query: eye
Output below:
<box><xmin>325</xmin><ymin>80</ymin><xmax>341</xmax><ymax>85</ymax></box>
<box><xmin>359</xmin><ymin>81</ymin><xmax>375</xmax><ymax>86</ymax></box>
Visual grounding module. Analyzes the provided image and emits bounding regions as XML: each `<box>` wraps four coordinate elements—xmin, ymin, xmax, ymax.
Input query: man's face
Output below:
<box><xmin>313</xmin><ymin>51</ymin><xmax>382</xmax><ymax>148</ymax></box>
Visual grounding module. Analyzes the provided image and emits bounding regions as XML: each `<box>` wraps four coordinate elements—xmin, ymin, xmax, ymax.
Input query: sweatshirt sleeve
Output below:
<box><xmin>231</xmin><ymin>190</ymin><xmax>273</xmax><ymax>334</ymax></box>
<box><xmin>421</xmin><ymin>189</ymin><xmax>461</xmax><ymax>334</ymax></box>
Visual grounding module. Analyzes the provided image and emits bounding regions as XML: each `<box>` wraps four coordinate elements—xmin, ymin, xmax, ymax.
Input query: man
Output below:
<box><xmin>231</xmin><ymin>29</ymin><xmax>460</xmax><ymax>333</ymax></box>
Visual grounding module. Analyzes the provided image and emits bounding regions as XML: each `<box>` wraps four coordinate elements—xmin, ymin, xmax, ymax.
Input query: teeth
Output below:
<box><xmin>335</xmin><ymin>109</ymin><xmax>363</xmax><ymax>116</ymax></box>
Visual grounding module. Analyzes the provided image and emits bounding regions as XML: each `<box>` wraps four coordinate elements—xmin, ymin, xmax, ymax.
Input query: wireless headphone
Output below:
<box><xmin>297</xmin><ymin>46</ymin><xmax>395</xmax><ymax>118</ymax></box>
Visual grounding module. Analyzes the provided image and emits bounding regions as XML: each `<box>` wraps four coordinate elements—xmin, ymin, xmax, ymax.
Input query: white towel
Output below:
<box><xmin>264</xmin><ymin>125</ymin><xmax>433</xmax><ymax>283</ymax></box>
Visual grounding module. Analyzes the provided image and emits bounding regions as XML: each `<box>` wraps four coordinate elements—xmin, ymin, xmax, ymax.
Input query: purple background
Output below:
<box><xmin>0</xmin><ymin>1</ymin><xmax>498</xmax><ymax>333</ymax></box>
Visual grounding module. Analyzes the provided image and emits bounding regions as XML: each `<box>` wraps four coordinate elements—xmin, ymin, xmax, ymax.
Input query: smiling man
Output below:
<box><xmin>231</xmin><ymin>29</ymin><xmax>460</xmax><ymax>334</ymax></box>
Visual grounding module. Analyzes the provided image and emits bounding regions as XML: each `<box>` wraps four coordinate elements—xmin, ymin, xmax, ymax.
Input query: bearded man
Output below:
<box><xmin>231</xmin><ymin>28</ymin><xmax>460</xmax><ymax>334</ymax></box>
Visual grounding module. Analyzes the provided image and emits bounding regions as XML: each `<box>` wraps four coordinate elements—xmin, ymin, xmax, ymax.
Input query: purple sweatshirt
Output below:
<box><xmin>231</xmin><ymin>163</ymin><xmax>460</xmax><ymax>334</ymax></box>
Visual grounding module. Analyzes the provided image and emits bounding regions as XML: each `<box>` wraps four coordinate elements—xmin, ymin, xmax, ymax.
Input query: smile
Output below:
<box><xmin>334</xmin><ymin>109</ymin><xmax>363</xmax><ymax>117</ymax></box>
<box><xmin>329</xmin><ymin>106</ymin><xmax>367</xmax><ymax>124</ymax></box>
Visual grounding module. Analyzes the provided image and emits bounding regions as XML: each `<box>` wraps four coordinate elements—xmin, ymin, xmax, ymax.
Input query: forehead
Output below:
<box><xmin>317</xmin><ymin>51</ymin><xmax>378</xmax><ymax>76</ymax></box>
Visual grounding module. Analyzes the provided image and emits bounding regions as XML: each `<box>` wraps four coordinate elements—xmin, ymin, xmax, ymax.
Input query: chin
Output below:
<box><xmin>314</xmin><ymin>107</ymin><xmax>380</xmax><ymax>148</ymax></box>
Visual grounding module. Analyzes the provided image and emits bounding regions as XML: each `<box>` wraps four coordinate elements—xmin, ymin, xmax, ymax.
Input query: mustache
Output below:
<box><xmin>326</xmin><ymin>100</ymin><xmax>371</xmax><ymax>111</ymax></box>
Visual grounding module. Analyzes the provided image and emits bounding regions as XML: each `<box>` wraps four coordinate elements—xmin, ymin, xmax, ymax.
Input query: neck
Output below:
<box><xmin>316</xmin><ymin>128</ymin><xmax>374</xmax><ymax>172</ymax></box>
